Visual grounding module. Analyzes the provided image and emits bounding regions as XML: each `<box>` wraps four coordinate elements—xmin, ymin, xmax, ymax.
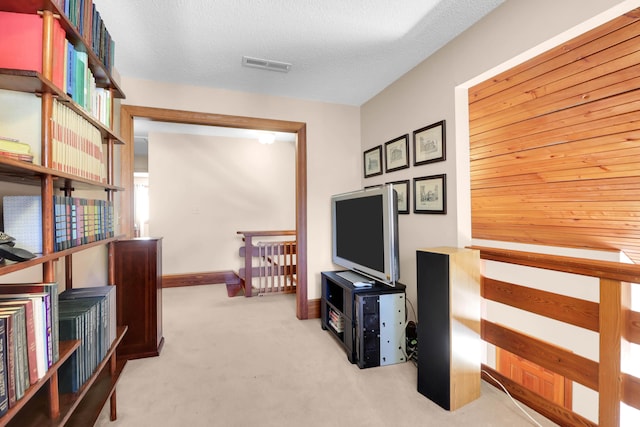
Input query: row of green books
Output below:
<box><xmin>58</xmin><ymin>286</ymin><xmax>116</xmax><ymax>394</ymax></box>
<box><xmin>0</xmin><ymin>283</ymin><xmax>59</xmax><ymax>416</ymax></box>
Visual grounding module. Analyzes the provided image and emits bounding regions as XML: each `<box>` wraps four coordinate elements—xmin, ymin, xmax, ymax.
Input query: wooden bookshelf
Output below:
<box><xmin>0</xmin><ymin>0</ymin><xmax>127</xmax><ymax>425</ymax></box>
<box><xmin>2</xmin><ymin>327</ymin><xmax>127</xmax><ymax>427</ymax></box>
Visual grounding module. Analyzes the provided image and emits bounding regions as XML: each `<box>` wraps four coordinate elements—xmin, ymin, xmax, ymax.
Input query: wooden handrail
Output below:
<box><xmin>473</xmin><ymin>245</ymin><xmax>639</xmax><ymax>426</ymax></box>
<box><xmin>471</xmin><ymin>245</ymin><xmax>640</xmax><ymax>283</ymax></box>
<box><xmin>237</xmin><ymin>230</ymin><xmax>296</xmax><ymax>238</ymax></box>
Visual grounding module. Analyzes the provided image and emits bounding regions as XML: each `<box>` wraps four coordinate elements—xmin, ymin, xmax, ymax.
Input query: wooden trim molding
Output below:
<box><xmin>162</xmin><ymin>271</ymin><xmax>238</xmax><ymax>288</ymax></box>
<box><xmin>306</xmin><ymin>298</ymin><xmax>320</xmax><ymax>319</ymax></box>
<box><xmin>120</xmin><ymin>105</ymin><xmax>309</xmax><ymax>319</ymax></box>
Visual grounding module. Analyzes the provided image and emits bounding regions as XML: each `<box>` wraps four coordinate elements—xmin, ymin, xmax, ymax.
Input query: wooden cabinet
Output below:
<box><xmin>416</xmin><ymin>247</ymin><xmax>481</xmax><ymax>411</ymax></box>
<box><xmin>0</xmin><ymin>1</ymin><xmax>127</xmax><ymax>425</ymax></box>
<box><xmin>114</xmin><ymin>238</ymin><xmax>164</xmax><ymax>360</ymax></box>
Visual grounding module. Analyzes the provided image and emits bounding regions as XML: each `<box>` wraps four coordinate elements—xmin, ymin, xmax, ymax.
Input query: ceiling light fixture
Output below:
<box><xmin>242</xmin><ymin>56</ymin><xmax>292</xmax><ymax>73</ymax></box>
<box><xmin>259</xmin><ymin>133</ymin><xmax>276</xmax><ymax>145</ymax></box>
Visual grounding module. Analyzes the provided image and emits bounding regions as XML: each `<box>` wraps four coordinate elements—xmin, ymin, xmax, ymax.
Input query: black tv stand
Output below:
<box><xmin>321</xmin><ymin>271</ymin><xmax>406</xmax><ymax>368</ymax></box>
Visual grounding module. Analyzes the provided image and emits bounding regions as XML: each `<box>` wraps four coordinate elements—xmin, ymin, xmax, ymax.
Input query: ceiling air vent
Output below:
<box><xmin>242</xmin><ymin>56</ymin><xmax>292</xmax><ymax>73</ymax></box>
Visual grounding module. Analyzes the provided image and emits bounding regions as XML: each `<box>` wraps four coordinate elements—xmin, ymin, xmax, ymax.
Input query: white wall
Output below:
<box><xmin>120</xmin><ymin>78</ymin><xmax>361</xmax><ymax>298</ymax></box>
<box><xmin>148</xmin><ymin>132</ymin><xmax>295</xmax><ymax>274</ymax></box>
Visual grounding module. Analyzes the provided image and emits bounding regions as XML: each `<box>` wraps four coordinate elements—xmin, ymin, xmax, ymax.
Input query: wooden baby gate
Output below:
<box><xmin>228</xmin><ymin>230</ymin><xmax>297</xmax><ymax>297</ymax></box>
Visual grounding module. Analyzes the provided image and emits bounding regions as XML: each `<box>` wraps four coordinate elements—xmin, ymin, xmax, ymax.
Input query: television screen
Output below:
<box><xmin>331</xmin><ymin>184</ymin><xmax>399</xmax><ymax>286</ymax></box>
<box><xmin>334</xmin><ymin>195</ymin><xmax>385</xmax><ymax>272</ymax></box>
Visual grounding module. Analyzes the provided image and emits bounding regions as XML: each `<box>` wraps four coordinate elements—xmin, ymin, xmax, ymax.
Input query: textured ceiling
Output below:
<box><xmin>92</xmin><ymin>0</ymin><xmax>504</xmax><ymax>106</ymax></box>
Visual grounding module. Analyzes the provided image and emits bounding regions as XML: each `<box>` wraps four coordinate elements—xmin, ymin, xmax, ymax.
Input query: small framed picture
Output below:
<box><xmin>413</xmin><ymin>120</ymin><xmax>446</xmax><ymax>166</ymax></box>
<box><xmin>388</xmin><ymin>180</ymin><xmax>409</xmax><ymax>214</ymax></box>
<box><xmin>414</xmin><ymin>174</ymin><xmax>446</xmax><ymax>214</ymax></box>
<box><xmin>384</xmin><ymin>134</ymin><xmax>409</xmax><ymax>173</ymax></box>
<box><xmin>363</xmin><ymin>145</ymin><xmax>383</xmax><ymax>178</ymax></box>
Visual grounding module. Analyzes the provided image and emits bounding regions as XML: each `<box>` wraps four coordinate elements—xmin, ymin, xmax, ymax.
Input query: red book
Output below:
<box><xmin>0</xmin><ymin>12</ymin><xmax>66</xmax><ymax>90</ymax></box>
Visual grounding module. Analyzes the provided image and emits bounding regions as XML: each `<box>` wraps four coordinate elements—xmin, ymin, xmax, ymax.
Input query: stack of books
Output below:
<box><xmin>58</xmin><ymin>286</ymin><xmax>116</xmax><ymax>394</ymax></box>
<box><xmin>0</xmin><ymin>283</ymin><xmax>59</xmax><ymax>416</ymax></box>
<box><xmin>328</xmin><ymin>307</ymin><xmax>344</xmax><ymax>333</ymax></box>
<box><xmin>0</xmin><ymin>137</ymin><xmax>33</xmax><ymax>164</ymax></box>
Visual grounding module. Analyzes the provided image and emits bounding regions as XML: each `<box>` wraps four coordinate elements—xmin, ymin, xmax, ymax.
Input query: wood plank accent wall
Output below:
<box><xmin>468</xmin><ymin>8</ymin><xmax>640</xmax><ymax>263</ymax></box>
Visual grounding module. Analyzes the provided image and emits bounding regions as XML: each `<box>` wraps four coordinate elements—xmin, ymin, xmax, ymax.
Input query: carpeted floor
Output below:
<box><xmin>95</xmin><ymin>284</ymin><xmax>557</xmax><ymax>427</ymax></box>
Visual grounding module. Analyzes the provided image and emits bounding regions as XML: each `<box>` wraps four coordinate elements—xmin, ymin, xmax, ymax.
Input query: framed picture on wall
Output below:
<box><xmin>388</xmin><ymin>180</ymin><xmax>410</xmax><ymax>214</ymax></box>
<box><xmin>385</xmin><ymin>134</ymin><xmax>410</xmax><ymax>173</ymax></box>
<box><xmin>363</xmin><ymin>145</ymin><xmax>383</xmax><ymax>178</ymax></box>
<box><xmin>413</xmin><ymin>120</ymin><xmax>446</xmax><ymax>165</ymax></box>
<box><xmin>414</xmin><ymin>174</ymin><xmax>446</xmax><ymax>214</ymax></box>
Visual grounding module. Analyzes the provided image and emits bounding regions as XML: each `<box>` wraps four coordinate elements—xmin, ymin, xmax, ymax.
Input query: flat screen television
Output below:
<box><xmin>331</xmin><ymin>184</ymin><xmax>400</xmax><ymax>286</ymax></box>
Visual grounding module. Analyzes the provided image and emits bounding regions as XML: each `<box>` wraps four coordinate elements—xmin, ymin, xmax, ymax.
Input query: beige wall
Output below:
<box><xmin>120</xmin><ymin>78</ymin><xmax>361</xmax><ymax>298</ymax></box>
<box><xmin>148</xmin><ymin>132</ymin><xmax>296</xmax><ymax>274</ymax></box>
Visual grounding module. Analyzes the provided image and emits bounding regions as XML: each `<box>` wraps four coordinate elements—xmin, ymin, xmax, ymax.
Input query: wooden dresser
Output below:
<box><xmin>114</xmin><ymin>238</ymin><xmax>164</xmax><ymax>360</ymax></box>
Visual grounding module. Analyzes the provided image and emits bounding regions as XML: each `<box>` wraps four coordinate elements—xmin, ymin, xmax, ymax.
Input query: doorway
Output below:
<box><xmin>119</xmin><ymin>105</ymin><xmax>308</xmax><ymax>319</ymax></box>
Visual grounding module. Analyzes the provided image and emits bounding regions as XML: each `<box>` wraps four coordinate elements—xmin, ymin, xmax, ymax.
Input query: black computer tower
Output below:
<box><xmin>354</xmin><ymin>293</ymin><xmax>406</xmax><ymax>369</ymax></box>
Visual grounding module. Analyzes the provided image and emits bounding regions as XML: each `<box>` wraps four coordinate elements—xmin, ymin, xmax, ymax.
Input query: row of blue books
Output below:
<box><xmin>54</xmin><ymin>196</ymin><xmax>115</xmax><ymax>252</ymax></box>
<box><xmin>60</xmin><ymin>0</ymin><xmax>116</xmax><ymax>73</ymax></box>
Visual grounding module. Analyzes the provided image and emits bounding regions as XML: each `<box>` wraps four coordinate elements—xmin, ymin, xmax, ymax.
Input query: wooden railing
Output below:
<box><xmin>233</xmin><ymin>230</ymin><xmax>296</xmax><ymax>297</ymax></box>
<box><xmin>473</xmin><ymin>246</ymin><xmax>640</xmax><ymax>427</ymax></box>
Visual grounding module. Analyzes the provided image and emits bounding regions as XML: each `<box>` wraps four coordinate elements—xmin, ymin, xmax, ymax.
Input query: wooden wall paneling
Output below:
<box><xmin>469</xmin><ymin>31</ymin><xmax>640</xmax><ymax>124</ymax></box>
<box><xmin>470</xmin><ymin>61</ymin><xmax>640</xmax><ymax>135</ymax></box>
<box><xmin>469</xmin><ymin>7</ymin><xmax>640</xmax><ymax>263</ymax></box>
<box><xmin>470</xmin><ymin>90</ymin><xmax>640</xmax><ymax>153</ymax></box>
<box><xmin>468</xmin><ymin>8</ymin><xmax>640</xmax><ymax>104</ymax></box>
<box><xmin>471</xmin><ymin>129</ymin><xmax>640</xmax><ymax>173</ymax></box>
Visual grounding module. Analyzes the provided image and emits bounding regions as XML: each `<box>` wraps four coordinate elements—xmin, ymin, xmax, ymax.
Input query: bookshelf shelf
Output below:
<box><xmin>0</xmin><ymin>235</ymin><xmax>126</xmax><ymax>277</ymax></box>
<box><xmin>0</xmin><ymin>156</ymin><xmax>124</xmax><ymax>191</ymax></box>
<box><xmin>2</xmin><ymin>327</ymin><xmax>128</xmax><ymax>427</ymax></box>
<box><xmin>0</xmin><ymin>340</ymin><xmax>80</xmax><ymax>427</ymax></box>
<box><xmin>0</xmin><ymin>69</ymin><xmax>125</xmax><ymax>144</ymax></box>
<box><xmin>0</xmin><ymin>1</ymin><xmax>127</xmax><ymax>425</ymax></box>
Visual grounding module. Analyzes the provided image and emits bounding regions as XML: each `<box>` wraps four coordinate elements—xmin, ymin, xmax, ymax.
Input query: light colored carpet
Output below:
<box><xmin>96</xmin><ymin>285</ymin><xmax>557</xmax><ymax>427</ymax></box>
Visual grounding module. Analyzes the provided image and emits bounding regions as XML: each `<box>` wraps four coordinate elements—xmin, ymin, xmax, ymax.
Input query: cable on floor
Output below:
<box><xmin>481</xmin><ymin>369</ymin><xmax>543</xmax><ymax>427</ymax></box>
